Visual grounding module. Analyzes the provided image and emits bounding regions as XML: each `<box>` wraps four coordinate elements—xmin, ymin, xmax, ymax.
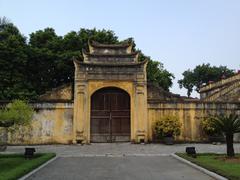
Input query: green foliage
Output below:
<box><xmin>0</xmin><ymin>153</ymin><xmax>56</xmax><ymax>180</ymax></box>
<box><xmin>27</xmin><ymin>28</ymin><xmax>119</xmax><ymax>96</ymax></box>
<box><xmin>177</xmin><ymin>153</ymin><xmax>240</xmax><ymax>180</ymax></box>
<box><xmin>212</xmin><ymin>114</ymin><xmax>240</xmax><ymax>135</ymax></box>
<box><xmin>0</xmin><ymin>100</ymin><xmax>34</xmax><ymax>127</ymax></box>
<box><xmin>0</xmin><ymin>18</ymin><xmax>37</xmax><ymax>100</ymax></box>
<box><xmin>178</xmin><ymin>63</ymin><xmax>235</xmax><ymax>97</ymax></box>
<box><xmin>201</xmin><ymin>117</ymin><xmax>220</xmax><ymax>136</ymax></box>
<box><xmin>211</xmin><ymin>113</ymin><xmax>240</xmax><ymax>157</ymax></box>
<box><xmin>0</xmin><ymin>17</ymin><xmax>174</xmax><ymax>99</ymax></box>
<box><xmin>137</xmin><ymin>51</ymin><xmax>174</xmax><ymax>91</ymax></box>
<box><xmin>154</xmin><ymin>115</ymin><xmax>181</xmax><ymax>138</ymax></box>
<box><xmin>0</xmin><ymin>16</ymin><xmax>10</xmax><ymax>26</ymax></box>
<box><xmin>146</xmin><ymin>59</ymin><xmax>174</xmax><ymax>91</ymax></box>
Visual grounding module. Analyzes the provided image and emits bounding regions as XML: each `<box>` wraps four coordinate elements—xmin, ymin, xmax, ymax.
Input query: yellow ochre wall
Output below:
<box><xmin>3</xmin><ymin>100</ymin><xmax>240</xmax><ymax>144</ymax></box>
<box><xmin>148</xmin><ymin>101</ymin><xmax>240</xmax><ymax>142</ymax></box>
<box><xmin>6</xmin><ymin>103</ymin><xmax>73</xmax><ymax>144</ymax></box>
<box><xmin>73</xmin><ymin>80</ymin><xmax>148</xmax><ymax>143</ymax></box>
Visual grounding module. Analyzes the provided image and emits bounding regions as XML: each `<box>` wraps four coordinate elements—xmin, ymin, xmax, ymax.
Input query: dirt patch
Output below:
<box><xmin>215</xmin><ymin>156</ymin><xmax>240</xmax><ymax>163</ymax></box>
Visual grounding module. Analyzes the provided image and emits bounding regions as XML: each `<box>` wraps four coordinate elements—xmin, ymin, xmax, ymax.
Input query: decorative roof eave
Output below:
<box><xmin>89</xmin><ymin>40</ymin><xmax>132</xmax><ymax>49</ymax></box>
<box><xmin>82</xmin><ymin>49</ymin><xmax>138</xmax><ymax>58</ymax></box>
<box><xmin>74</xmin><ymin>59</ymin><xmax>148</xmax><ymax>67</ymax></box>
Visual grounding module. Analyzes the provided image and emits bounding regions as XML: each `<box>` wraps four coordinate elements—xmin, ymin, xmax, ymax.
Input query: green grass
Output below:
<box><xmin>176</xmin><ymin>153</ymin><xmax>240</xmax><ymax>180</ymax></box>
<box><xmin>0</xmin><ymin>153</ymin><xmax>56</xmax><ymax>180</ymax></box>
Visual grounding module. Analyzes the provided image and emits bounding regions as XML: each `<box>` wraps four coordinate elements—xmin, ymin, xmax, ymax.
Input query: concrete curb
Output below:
<box><xmin>171</xmin><ymin>154</ymin><xmax>228</xmax><ymax>180</ymax></box>
<box><xmin>19</xmin><ymin>156</ymin><xmax>58</xmax><ymax>180</ymax></box>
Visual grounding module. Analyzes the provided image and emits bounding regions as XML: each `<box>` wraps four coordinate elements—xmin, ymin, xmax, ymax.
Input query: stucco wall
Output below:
<box><xmin>39</xmin><ymin>84</ymin><xmax>73</xmax><ymax>101</ymax></box>
<box><xmin>6</xmin><ymin>102</ymin><xmax>73</xmax><ymax>144</ymax></box>
<box><xmin>148</xmin><ymin>101</ymin><xmax>240</xmax><ymax>142</ymax></box>
<box><xmin>1</xmin><ymin>100</ymin><xmax>240</xmax><ymax>144</ymax></box>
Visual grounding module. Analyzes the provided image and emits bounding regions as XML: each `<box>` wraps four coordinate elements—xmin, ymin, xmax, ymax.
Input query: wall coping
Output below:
<box><xmin>147</xmin><ymin>99</ymin><xmax>240</xmax><ymax>105</ymax></box>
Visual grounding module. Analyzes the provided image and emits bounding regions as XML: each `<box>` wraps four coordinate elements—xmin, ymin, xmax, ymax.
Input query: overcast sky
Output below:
<box><xmin>1</xmin><ymin>0</ymin><xmax>240</xmax><ymax>97</ymax></box>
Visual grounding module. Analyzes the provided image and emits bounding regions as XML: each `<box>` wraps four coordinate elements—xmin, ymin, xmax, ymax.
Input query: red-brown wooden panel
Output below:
<box><xmin>90</xmin><ymin>87</ymin><xmax>130</xmax><ymax>142</ymax></box>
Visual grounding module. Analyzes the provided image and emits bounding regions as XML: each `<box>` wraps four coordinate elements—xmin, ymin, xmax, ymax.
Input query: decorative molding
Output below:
<box><xmin>136</xmin><ymin>86</ymin><xmax>144</xmax><ymax>94</ymax></box>
<box><xmin>77</xmin><ymin>84</ymin><xmax>86</xmax><ymax>95</ymax></box>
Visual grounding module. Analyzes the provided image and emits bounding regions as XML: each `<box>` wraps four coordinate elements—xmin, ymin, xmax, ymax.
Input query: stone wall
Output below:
<box><xmin>4</xmin><ymin>102</ymin><xmax>73</xmax><ymax>145</ymax></box>
<box><xmin>1</xmin><ymin>100</ymin><xmax>240</xmax><ymax>144</ymax></box>
<box><xmin>200</xmin><ymin>73</ymin><xmax>240</xmax><ymax>102</ymax></box>
<box><xmin>148</xmin><ymin>100</ymin><xmax>240</xmax><ymax>142</ymax></box>
<box><xmin>39</xmin><ymin>84</ymin><xmax>73</xmax><ymax>101</ymax></box>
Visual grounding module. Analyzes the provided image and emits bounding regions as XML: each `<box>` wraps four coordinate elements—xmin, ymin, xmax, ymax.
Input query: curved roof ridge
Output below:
<box><xmin>89</xmin><ymin>39</ymin><xmax>132</xmax><ymax>48</ymax></box>
<box><xmin>82</xmin><ymin>48</ymin><xmax>138</xmax><ymax>57</ymax></box>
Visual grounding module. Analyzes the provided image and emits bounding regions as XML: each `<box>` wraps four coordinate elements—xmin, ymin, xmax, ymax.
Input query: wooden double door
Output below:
<box><xmin>90</xmin><ymin>87</ymin><xmax>130</xmax><ymax>142</ymax></box>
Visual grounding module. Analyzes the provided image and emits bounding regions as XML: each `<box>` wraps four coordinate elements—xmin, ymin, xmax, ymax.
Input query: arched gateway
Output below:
<box><xmin>73</xmin><ymin>40</ymin><xmax>148</xmax><ymax>143</ymax></box>
<box><xmin>90</xmin><ymin>87</ymin><xmax>130</xmax><ymax>142</ymax></box>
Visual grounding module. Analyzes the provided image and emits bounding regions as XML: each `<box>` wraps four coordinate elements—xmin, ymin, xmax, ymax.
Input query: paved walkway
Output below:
<box><xmin>27</xmin><ymin>156</ymin><xmax>214</xmax><ymax>180</ymax></box>
<box><xmin>4</xmin><ymin>143</ymin><xmax>240</xmax><ymax>157</ymax></box>
<box><xmin>4</xmin><ymin>143</ymin><xmax>235</xmax><ymax>180</ymax></box>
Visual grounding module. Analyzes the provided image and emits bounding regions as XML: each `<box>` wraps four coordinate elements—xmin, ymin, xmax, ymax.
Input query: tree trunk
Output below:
<box><xmin>226</xmin><ymin>134</ymin><xmax>234</xmax><ymax>157</ymax></box>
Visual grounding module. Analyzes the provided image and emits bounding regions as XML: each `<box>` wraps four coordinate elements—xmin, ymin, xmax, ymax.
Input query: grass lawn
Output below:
<box><xmin>176</xmin><ymin>153</ymin><xmax>240</xmax><ymax>180</ymax></box>
<box><xmin>0</xmin><ymin>153</ymin><xmax>56</xmax><ymax>180</ymax></box>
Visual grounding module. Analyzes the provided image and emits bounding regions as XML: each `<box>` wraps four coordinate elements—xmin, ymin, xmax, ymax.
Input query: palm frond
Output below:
<box><xmin>212</xmin><ymin>113</ymin><xmax>240</xmax><ymax>134</ymax></box>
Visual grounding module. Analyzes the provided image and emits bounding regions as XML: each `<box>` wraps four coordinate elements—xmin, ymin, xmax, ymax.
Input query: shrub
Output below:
<box><xmin>154</xmin><ymin>115</ymin><xmax>181</xmax><ymax>138</ymax></box>
<box><xmin>0</xmin><ymin>100</ymin><xmax>34</xmax><ymax>127</ymax></box>
<box><xmin>201</xmin><ymin>117</ymin><xmax>220</xmax><ymax>136</ymax></box>
<box><xmin>212</xmin><ymin>113</ymin><xmax>240</xmax><ymax>157</ymax></box>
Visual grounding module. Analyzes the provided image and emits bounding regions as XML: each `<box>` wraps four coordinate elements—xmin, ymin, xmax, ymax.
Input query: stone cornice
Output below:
<box><xmin>74</xmin><ymin>59</ymin><xmax>147</xmax><ymax>67</ymax></box>
<box><xmin>82</xmin><ymin>49</ymin><xmax>138</xmax><ymax>57</ymax></box>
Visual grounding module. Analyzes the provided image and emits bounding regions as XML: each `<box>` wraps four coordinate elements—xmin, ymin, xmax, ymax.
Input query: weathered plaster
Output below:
<box><xmin>2</xmin><ymin>100</ymin><xmax>240</xmax><ymax>144</ymax></box>
<box><xmin>148</xmin><ymin>101</ymin><xmax>240</xmax><ymax>142</ymax></box>
<box><xmin>7</xmin><ymin>103</ymin><xmax>73</xmax><ymax>144</ymax></box>
<box><xmin>2</xmin><ymin>41</ymin><xmax>240</xmax><ymax>145</ymax></box>
<box><xmin>39</xmin><ymin>84</ymin><xmax>73</xmax><ymax>101</ymax></box>
<box><xmin>73</xmin><ymin>80</ymin><xmax>148</xmax><ymax>143</ymax></box>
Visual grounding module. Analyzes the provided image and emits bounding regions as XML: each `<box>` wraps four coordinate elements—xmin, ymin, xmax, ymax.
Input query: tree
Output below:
<box><xmin>178</xmin><ymin>70</ymin><xmax>194</xmax><ymax>97</ymax></box>
<box><xmin>0</xmin><ymin>100</ymin><xmax>34</xmax><ymax>127</ymax></box>
<box><xmin>212</xmin><ymin>114</ymin><xmax>240</xmax><ymax>157</ymax></box>
<box><xmin>57</xmin><ymin>28</ymin><xmax>119</xmax><ymax>87</ymax></box>
<box><xmin>27</xmin><ymin>27</ymin><xmax>174</xmax><ymax>95</ymax></box>
<box><xmin>0</xmin><ymin>17</ymin><xmax>37</xmax><ymax>100</ymax></box>
<box><xmin>178</xmin><ymin>63</ymin><xmax>235</xmax><ymax>97</ymax></box>
<box><xmin>27</xmin><ymin>28</ymin><xmax>119</xmax><ymax>96</ymax></box>
<box><xmin>0</xmin><ymin>18</ymin><xmax>174</xmax><ymax>99</ymax></box>
<box><xmin>0</xmin><ymin>16</ymin><xmax>11</xmax><ymax>25</ymax></box>
<box><xmin>138</xmin><ymin>52</ymin><xmax>174</xmax><ymax>91</ymax></box>
<box><xmin>146</xmin><ymin>60</ymin><xmax>174</xmax><ymax>91</ymax></box>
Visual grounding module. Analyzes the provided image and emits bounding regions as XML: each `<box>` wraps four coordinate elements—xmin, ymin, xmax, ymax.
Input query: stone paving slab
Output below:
<box><xmin>27</xmin><ymin>156</ymin><xmax>214</xmax><ymax>180</ymax></box>
<box><xmin>3</xmin><ymin>143</ymin><xmax>240</xmax><ymax>157</ymax></box>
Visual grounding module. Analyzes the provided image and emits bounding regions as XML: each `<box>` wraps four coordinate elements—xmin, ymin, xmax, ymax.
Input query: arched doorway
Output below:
<box><xmin>90</xmin><ymin>87</ymin><xmax>130</xmax><ymax>142</ymax></box>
